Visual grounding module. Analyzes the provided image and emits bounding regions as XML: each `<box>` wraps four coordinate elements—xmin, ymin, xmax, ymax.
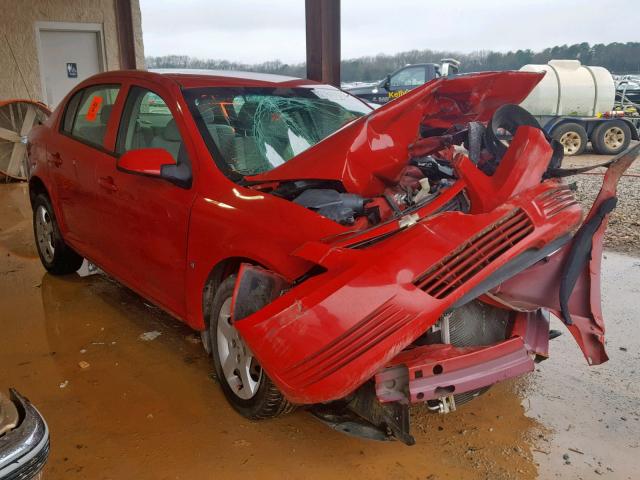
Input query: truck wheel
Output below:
<box><xmin>32</xmin><ymin>193</ymin><xmax>84</xmax><ymax>274</ymax></box>
<box><xmin>551</xmin><ymin>123</ymin><xmax>588</xmax><ymax>156</ymax></box>
<box><xmin>210</xmin><ymin>275</ymin><xmax>294</xmax><ymax>420</ymax></box>
<box><xmin>591</xmin><ymin>120</ymin><xmax>631</xmax><ymax>155</ymax></box>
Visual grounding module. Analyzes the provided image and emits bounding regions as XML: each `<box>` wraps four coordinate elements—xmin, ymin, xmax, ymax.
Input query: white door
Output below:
<box><xmin>39</xmin><ymin>29</ymin><xmax>103</xmax><ymax>108</ymax></box>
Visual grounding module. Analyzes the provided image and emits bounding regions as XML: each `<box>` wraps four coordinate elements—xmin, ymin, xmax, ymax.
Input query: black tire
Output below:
<box><xmin>210</xmin><ymin>275</ymin><xmax>294</xmax><ymax>420</ymax></box>
<box><xmin>32</xmin><ymin>193</ymin><xmax>83</xmax><ymax>275</ymax></box>
<box><xmin>551</xmin><ymin>123</ymin><xmax>588</xmax><ymax>156</ymax></box>
<box><xmin>591</xmin><ymin>120</ymin><xmax>631</xmax><ymax>155</ymax></box>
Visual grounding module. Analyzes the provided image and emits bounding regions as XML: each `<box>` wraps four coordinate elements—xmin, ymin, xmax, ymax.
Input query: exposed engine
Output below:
<box><xmin>293</xmin><ymin>189</ymin><xmax>366</xmax><ymax>225</ymax></box>
<box><xmin>255</xmin><ymin>104</ymin><xmax>561</xmax><ymax>228</ymax></box>
<box><xmin>273</xmin><ymin>132</ymin><xmax>467</xmax><ymax>227</ymax></box>
<box><xmin>285</xmin><ymin>153</ymin><xmax>457</xmax><ymax>226</ymax></box>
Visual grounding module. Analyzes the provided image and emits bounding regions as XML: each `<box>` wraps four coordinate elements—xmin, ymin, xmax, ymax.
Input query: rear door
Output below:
<box><xmin>47</xmin><ymin>84</ymin><xmax>121</xmax><ymax>262</ymax></box>
<box><xmin>93</xmin><ymin>82</ymin><xmax>196</xmax><ymax>318</ymax></box>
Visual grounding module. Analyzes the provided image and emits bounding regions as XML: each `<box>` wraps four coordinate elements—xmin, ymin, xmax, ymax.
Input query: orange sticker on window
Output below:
<box><xmin>86</xmin><ymin>96</ymin><xmax>104</xmax><ymax>122</ymax></box>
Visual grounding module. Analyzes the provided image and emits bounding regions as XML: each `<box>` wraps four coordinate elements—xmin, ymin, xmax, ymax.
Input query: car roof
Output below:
<box><xmin>83</xmin><ymin>69</ymin><xmax>325</xmax><ymax>90</ymax></box>
<box><xmin>401</xmin><ymin>63</ymin><xmax>439</xmax><ymax>68</ymax></box>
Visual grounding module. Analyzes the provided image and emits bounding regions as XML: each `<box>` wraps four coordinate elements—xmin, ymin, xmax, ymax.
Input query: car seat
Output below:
<box><xmin>151</xmin><ymin>119</ymin><xmax>182</xmax><ymax>161</ymax></box>
<box><xmin>207</xmin><ymin>124</ymin><xmax>235</xmax><ymax>162</ymax></box>
<box><xmin>78</xmin><ymin>103</ymin><xmax>113</xmax><ymax>146</ymax></box>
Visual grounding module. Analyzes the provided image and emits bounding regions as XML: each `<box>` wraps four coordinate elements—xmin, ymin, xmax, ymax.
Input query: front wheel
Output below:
<box><xmin>32</xmin><ymin>193</ymin><xmax>83</xmax><ymax>275</ymax></box>
<box><xmin>210</xmin><ymin>275</ymin><xmax>294</xmax><ymax>419</ymax></box>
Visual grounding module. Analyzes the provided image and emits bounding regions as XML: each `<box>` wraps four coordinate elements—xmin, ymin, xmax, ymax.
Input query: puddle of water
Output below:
<box><xmin>522</xmin><ymin>251</ymin><xmax>640</xmax><ymax>480</ymax></box>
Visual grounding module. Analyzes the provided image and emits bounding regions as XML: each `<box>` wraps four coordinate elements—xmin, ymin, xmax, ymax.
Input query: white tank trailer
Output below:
<box><xmin>518</xmin><ymin>60</ymin><xmax>638</xmax><ymax>156</ymax></box>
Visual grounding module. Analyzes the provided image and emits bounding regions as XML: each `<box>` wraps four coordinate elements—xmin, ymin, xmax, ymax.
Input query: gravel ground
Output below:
<box><xmin>565</xmin><ymin>143</ymin><xmax>640</xmax><ymax>256</ymax></box>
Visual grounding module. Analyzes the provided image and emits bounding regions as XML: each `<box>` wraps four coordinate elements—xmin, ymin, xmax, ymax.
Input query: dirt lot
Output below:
<box><xmin>0</xmin><ymin>151</ymin><xmax>639</xmax><ymax>479</ymax></box>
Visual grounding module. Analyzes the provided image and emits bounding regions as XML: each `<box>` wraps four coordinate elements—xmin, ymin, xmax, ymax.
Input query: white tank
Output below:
<box><xmin>519</xmin><ymin>60</ymin><xmax>615</xmax><ymax>117</ymax></box>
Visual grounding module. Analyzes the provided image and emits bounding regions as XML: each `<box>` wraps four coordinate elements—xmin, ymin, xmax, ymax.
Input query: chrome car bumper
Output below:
<box><xmin>0</xmin><ymin>389</ymin><xmax>49</xmax><ymax>480</ymax></box>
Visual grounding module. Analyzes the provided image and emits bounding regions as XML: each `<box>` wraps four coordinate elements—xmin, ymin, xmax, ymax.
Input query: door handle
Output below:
<box><xmin>98</xmin><ymin>176</ymin><xmax>118</xmax><ymax>192</ymax></box>
<box><xmin>49</xmin><ymin>152</ymin><xmax>63</xmax><ymax>167</ymax></box>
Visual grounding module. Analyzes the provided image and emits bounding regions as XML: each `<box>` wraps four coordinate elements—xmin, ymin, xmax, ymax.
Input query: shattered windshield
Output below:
<box><xmin>184</xmin><ymin>86</ymin><xmax>371</xmax><ymax>176</ymax></box>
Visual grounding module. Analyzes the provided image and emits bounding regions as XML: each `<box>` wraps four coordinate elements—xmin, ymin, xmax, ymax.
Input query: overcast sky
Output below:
<box><xmin>140</xmin><ymin>0</ymin><xmax>639</xmax><ymax>63</ymax></box>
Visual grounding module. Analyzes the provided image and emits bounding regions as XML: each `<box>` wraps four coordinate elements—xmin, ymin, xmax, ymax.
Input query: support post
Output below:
<box><xmin>305</xmin><ymin>0</ymin><xmax>340</xmax><ymax>86</ymax></box>
<box><xmin>114</xmin><ymin>0</ymin><xmax>137</xmax><ymax>70</ymax></box>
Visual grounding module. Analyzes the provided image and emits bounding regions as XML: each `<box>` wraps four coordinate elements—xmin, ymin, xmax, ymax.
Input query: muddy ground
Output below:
<box><xmin>0</xmin><ymin>163</ymin><xmax>639</xmax><ymax>479</ymax></box>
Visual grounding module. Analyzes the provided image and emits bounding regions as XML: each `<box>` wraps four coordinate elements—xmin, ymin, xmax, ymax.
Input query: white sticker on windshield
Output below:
<box><xmin>288</xmin><ymin>129</ymin><xmax>312</xmax><ymax>156</ymax></box>
<box><xmin>264</xmin><ymin>143</ymin><xmax>285</xmax><ymax>167</ymax></box>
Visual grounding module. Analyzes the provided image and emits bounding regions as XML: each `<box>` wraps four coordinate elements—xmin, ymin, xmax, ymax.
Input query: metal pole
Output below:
<box><xmin>114</xmin><ymin>0</ymin><xmax>137</xmax><ymax>70</ymax></box>
<box><xmin>305</xmin><ymin>0</ymin><xmax>340</xmax><ymax>86</ymax></box>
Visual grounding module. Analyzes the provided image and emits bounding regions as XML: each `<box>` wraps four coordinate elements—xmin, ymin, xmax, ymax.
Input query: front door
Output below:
<box><xmin>93</xmin><ymin>84</ymin><xmax>196</xmax><ymax>318</ymax></box>
<box><xmin>38</xmin><ymin>27</ymin><xmax>103</xmax><ymax>108</ymax></box>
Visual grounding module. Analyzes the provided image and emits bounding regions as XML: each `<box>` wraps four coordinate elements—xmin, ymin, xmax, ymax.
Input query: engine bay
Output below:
<box><xmin>247</xmin><ymin>104</ymin><xmax>562</xmax><ymax>230</ymax></box>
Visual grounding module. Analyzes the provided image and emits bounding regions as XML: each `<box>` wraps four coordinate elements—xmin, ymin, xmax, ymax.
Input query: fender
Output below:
<box><xmin>489</xmin><ymin>143</ymin><xmax>639</xmax><ymax>364</ymax></box>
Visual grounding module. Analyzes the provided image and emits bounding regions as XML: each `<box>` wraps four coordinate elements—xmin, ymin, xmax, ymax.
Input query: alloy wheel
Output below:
<box><xmin>35</xmin><ymin>205</ymin><xmax>55</xmax><ymax>263</ymax></box>
<box><xmin>216</xmin><ymin>297</ymin><xmax>263</xmax><ymax>400</ymax></box>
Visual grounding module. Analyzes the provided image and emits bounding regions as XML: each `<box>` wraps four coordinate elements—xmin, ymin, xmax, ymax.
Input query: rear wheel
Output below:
<box><xmin>591</xmin><ymin>120</ymin><xmax>631</xmax><ymax>155</ymax></box>
<box><xmin>32</xmin><ymin>194</ymin><xmax>83</xmax><ymax>275</ymax></box>
<box><xmin>210</xmin><ymin>275</ymin><xmax>294</xmax><ymax>419</ymax></box>
<box><xmin>552</xmin><ymin>123</ymin><xmax>588</xmax><ymax>156</ymax></box>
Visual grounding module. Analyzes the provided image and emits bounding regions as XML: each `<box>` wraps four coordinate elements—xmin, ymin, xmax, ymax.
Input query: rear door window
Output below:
<box><xmin>68</xmin><ymin>85</ymin><xmax>120</xmax><ymax>147</ymax></box>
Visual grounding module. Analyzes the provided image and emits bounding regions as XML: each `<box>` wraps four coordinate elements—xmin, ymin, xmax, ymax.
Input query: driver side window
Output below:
<box><xmin>116</xmin><ymin>86</ymin><xmax>185</xmax><ymax>163</ymax></box>
<box><xmin>390</xmin><ymin>66</ymin><xmax>426</xmax><ymax>88</ymax></box>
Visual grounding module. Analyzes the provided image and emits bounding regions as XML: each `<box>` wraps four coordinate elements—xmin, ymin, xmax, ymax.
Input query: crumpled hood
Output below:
<box><xmin>246</xmin><ymin>71</ymin><xmax>544</xmax><ymax>197</ymax></box>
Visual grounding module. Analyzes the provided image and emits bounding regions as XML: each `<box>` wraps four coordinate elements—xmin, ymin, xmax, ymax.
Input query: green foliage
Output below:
<box><xmin>145</xmin><ymin>42</ymin><xmax>640</xmax><ymax>83</ymax></box>
<box><xmin>145</xmin><ymin>55</ymin><xmax>306</xmax><ymax>78</ymax></box>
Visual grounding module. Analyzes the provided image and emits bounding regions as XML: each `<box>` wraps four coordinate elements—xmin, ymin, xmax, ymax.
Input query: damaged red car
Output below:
<box><xmin>27</xmin><ymin>69</ymin><xmax>637</xmax><ymax>445</ymax></box>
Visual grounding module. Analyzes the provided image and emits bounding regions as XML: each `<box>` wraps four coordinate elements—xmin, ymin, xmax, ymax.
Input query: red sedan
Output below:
<box><xmin>27</xmin><ymin>69</ymin><xmax>636</xmax><ymax>444</ymax></box>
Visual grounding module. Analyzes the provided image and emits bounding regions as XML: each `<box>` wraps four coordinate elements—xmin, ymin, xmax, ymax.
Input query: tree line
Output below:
<box><xmin>145</xmin><ymin>42</ymin><xmax>640</xmax><ymax>83</ymax></box>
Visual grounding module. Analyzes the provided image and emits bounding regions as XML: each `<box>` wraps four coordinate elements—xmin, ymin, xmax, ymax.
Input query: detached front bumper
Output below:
<box><xmin>0</xmin><ymin>389</ymin><xmax>49</xmax><ymax>480</ymax></box>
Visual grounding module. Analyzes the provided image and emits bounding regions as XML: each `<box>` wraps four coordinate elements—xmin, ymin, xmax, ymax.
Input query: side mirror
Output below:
<box><xmin>382</xmin><ymin>74</ymin><xmax>391</xmax><ymax>90</ymax></box>
<box><xmin>117</xmin><ymin>148</ymin><xmax>174</xmax><ymax>177</ymax></box>
<box><xmin>117</xmin><ymin>148</ymin><xmax>192</xmax><ymax>188</ymax></box>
